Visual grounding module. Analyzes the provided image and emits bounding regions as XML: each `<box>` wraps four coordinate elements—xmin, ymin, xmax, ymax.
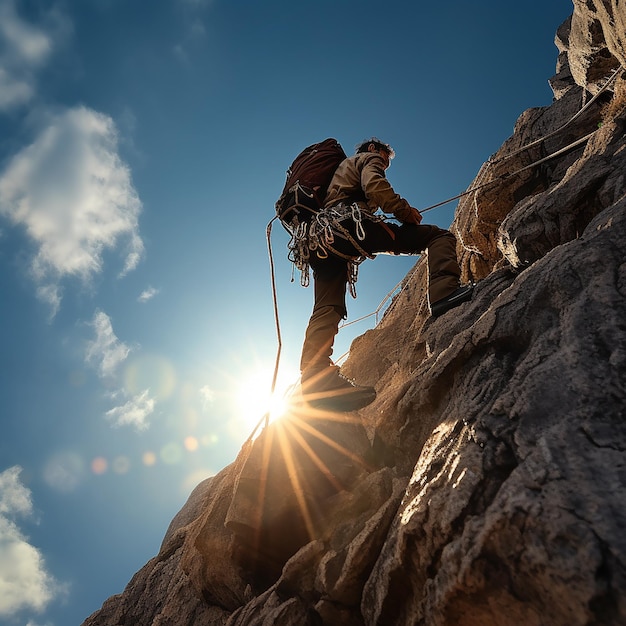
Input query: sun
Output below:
<box><xmin>234</xmin><ymin>367</ymin><xmax>299</xmax><ymax>435</ymax></box>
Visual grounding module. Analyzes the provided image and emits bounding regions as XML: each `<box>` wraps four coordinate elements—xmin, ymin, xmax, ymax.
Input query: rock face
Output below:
<box><xmin>82</xmin><ymin>2</ymin><xmax>626</xmax><ymax>625</ymax></box>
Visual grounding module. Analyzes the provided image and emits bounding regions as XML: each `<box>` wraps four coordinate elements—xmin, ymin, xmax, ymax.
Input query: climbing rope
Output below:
<box><xmin>243</xmin><ymin>216</ymin><xmax>288</xmax><ymax>443</ymax></box>
<box><xmin>419</xmin><ymin>129</ymin><xmax>595</xmax><ymax>214</ymax></box>
<box><xmin>262</xmin><ymin>216</ymin><xmax>282</xmax><ymax>432</ymax></box>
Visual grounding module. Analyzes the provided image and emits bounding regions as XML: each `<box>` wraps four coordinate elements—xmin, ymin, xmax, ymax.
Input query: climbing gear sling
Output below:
<box><xmin>287</xmin><ymin>202</ymin><xmax>384</xmax><ymax>297</ymax></box>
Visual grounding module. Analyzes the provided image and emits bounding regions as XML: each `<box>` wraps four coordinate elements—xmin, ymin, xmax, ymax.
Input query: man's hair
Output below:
<box><xmin>355</xmin><ymin>137</ymin><xmax>395</xmax><ymax>160</ymax></box>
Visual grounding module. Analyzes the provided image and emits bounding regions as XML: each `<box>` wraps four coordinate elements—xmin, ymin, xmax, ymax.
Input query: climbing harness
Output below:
<box><xmin>253</xmin><ymin>67</ymin><xmax>624</xmax><ymax>441</ymax></box>
<box><xmin>286</xmin><ymin>203</ymin><xmax>382</xmax><ymax>298</ymax></box>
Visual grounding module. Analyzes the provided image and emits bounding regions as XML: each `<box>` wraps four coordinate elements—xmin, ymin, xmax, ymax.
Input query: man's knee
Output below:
<box><xmin>385</xmin><ymin>223</ymin><xmax>447</xmax><ymax>254</ymax></box>
<box><xmin>429</xmin><ymin>229</ymin><xmax>458</xmax><ymax>255</ymax></box>
<box><xmin>431</xmin><ymin>228</ymin><xmax>455</xmax><ymax>242</ymax></box>
<box><xmin>312</xmin><ymin>303</ymin><xmax>346</xmax><ymax>322</ymax></box>
<box><xmin>334</xmin><ymin>304</ymin><xmax>347</xmax><ymax>320</ymax></box>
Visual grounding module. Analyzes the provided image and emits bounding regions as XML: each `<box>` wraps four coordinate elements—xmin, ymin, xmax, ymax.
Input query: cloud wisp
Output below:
<box><xmin>0</xmin><ymin>466</ymin><xmax>64</xmax><ymax>620</ymax></box>
<box><xmin>86</xmin><ymin>310</ymin><xmax>155</xmax><ymax>429</ymax></box>
<box><xmin>138</xmin><ymin>286</ymin><xmax>160</xmax><ymax>303</ymax></box>
<box><xmin>0</xmin><ymin>106</ymin><xmax>144</xmax><ymax>315</ymax></box>
<box><xmin>105</xmin><ymin>389</ymin><xmax>155</xmax><ymax>429</ymax></box>
<box><xmin>0</xmin><ymin>0</ymin><xmax>54</xmax><ymax>111</ymax></box>
<box><xmin>173</xmin><ymin>0</ymin><xmax>211</xmax><ymax>64</ymax></box>
<box><xmin>86</xmin><ymin>310</ymin><xmax>131</xmax><ymax>379</ymax></box>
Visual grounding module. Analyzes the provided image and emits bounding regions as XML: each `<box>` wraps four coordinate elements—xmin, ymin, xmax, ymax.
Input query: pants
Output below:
<box><xmin>299</xmin><ymin>219</ymin><xmax>461</xmax><ymax>375</ymax></box>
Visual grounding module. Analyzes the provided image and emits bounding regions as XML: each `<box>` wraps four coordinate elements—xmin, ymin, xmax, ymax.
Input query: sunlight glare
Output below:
<box><xmin>234</xmin><ymin>368</ymin><xmax>298</xmax><ymax>435</ymax></box>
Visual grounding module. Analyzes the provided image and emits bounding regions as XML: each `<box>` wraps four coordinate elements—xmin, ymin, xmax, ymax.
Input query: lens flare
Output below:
<box><xmin>91</xmin><ymin>457</ymin><xmax>108</xmax><ymax>475</ymax></box>
<box><xmin>124</xmin><ymin>354</ymin><xmax>176</xmax><ymax>401</ymax></box>
<box><xmin>44</xmin><ymin>451</ymin><xmax>86</xmax><ymax>493</ymax></box>
<box><xmin>160</xmin><ymin>442</ymin><xmax>183</xmax><ymax>465</ymax></box>
<box><xmin>184</xmin><ymin>436</ymin><xmax>199</xmax><ymax>452</ymax></box>
<box><xmin>112</xmin><ymin>456</ymin><xmax>131</xmax><ymax>474</ymax></box>
<box><xmin>200</xmin><ymin>434</ymin><xmax>219</xmax><ymax>447</ymax></box>
<box><xmin>142</xmin><ymin>451</ymin><xmax>157</xmax><ymax>466</ymax></box>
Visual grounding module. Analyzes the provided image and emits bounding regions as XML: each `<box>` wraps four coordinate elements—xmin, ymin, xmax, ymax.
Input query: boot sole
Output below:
<box><xmin>431</xmin><ymin>285</ymin><xmax>474</xmax><ymax>318</ymax></box>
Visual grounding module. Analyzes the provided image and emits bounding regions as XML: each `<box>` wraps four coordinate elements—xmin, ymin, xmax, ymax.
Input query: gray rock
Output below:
<box><xmin>362</xmin><ymin>199</ymin><xmax>626</xmax><ymax>626</ymax></box>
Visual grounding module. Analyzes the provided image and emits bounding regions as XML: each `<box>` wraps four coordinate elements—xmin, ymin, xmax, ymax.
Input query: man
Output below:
<box><xmin>300</xmin><ymin>138</ymin><xmax>473</xmax><ymax>411</ymax></box>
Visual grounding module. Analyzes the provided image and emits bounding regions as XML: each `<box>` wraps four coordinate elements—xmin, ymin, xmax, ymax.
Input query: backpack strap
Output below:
<box><xmin>276</xmin><ymin>182</ymin><xmax>319</xmax><ymax>229</ymax></box>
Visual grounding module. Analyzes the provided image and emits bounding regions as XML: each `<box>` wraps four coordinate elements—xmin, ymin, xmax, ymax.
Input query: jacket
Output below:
<box><xmin>323</xmin><ymin>152</ymin><xmax>416</xmax><ymax>223</ymax></box>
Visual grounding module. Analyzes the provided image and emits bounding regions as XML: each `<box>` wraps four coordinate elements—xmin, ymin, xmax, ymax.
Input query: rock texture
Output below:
<box><xmin>82</xmin><ymin>2</ymin><xmax>626</xmax><ymax>625</ymax></box>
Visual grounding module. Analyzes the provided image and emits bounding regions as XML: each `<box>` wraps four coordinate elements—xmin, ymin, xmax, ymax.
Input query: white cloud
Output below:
<box><xmin>105</xmin><ymin>388</ymin><xmax>155</xmax><ymax>430</ymax></box>
<box><xmin>0</xmin><ymin>466</ymin><xmax>64</xmax><ymax>620</ymax></box>
<box><xmin>0</xmin><ymin>106</ymin><xmax>144</xmax><ymax>314</ymax></box>
<box><xmin>0</xmin><ymin>466</ymin><xmax>32</xmax><ymax>516</ymax></box>
<box><xmin>0</xmin><ymin>0</ymin><xmax>54</xmax><ymax>111</ymax></box>
<box><xmin>85</xmin><ymin>310</ymin><xmax>157</xmax><ymax>429</ymax></box>
<box><xmin>0</xmin><ymin>1</ymin><xmax>52</xmax><ymax>64</ymax></box>
<box><xmin>85</xmin><ymin>310</ymin><xmax>131</xmax><ymax>379</ymax></box>
<box><xmin>138</xmin><ymin>286</ymin><xmax>160</xmax><ymax>303</ymax></box>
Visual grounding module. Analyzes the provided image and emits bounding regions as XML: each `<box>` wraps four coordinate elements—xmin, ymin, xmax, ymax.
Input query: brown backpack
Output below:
<box><xmin>275</xmin><ymin>138</ymin><xmax>347</xmax><ymax>228</ymax></box>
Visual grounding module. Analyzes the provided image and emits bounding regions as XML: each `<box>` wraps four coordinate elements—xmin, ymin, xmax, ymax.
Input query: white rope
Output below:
<box><xmin>420</xmin><ymin>67</ymin><xmax>622</xmax><ymax>214</ymax></box>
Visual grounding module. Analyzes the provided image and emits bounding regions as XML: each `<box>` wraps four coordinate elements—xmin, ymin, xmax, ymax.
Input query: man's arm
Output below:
<box><xmin>360</xmin><ymin>154</ymin><xmax>422</xmax><ymax>224</ymax></box>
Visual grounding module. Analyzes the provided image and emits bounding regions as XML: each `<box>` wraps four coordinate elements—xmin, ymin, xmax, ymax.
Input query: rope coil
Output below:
<box><xmin>286</xmin><ymin>203</ymin><xmax>381</xmax><ymax>298</ymax></box>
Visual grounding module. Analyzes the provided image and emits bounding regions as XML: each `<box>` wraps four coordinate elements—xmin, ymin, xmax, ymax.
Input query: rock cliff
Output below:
<box><xmin>82</xmin><ymin>2</ymin><xmax>626</xmax><ymax>624</ymax></box>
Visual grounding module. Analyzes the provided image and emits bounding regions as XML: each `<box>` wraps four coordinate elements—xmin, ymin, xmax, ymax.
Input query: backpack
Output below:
<box><xmin>275</xmin><ymin>138</ymin><xmax>347</xmax><ymax>228</ymax></box>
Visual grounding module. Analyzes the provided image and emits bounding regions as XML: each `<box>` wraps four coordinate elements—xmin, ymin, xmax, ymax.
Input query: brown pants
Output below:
<box><xmin>300</xmin><ymin>220</ymin><xmax>461</xmax><ymax>375</ymax></box>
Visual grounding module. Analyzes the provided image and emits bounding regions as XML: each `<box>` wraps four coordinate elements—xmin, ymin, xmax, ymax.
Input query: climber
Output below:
<box><xmin>299</xmin><ymin>138</ymin><xmax>473</xmax><ymax>412</ymax></box>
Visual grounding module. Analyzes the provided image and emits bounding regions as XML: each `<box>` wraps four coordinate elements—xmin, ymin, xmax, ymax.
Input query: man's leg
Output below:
<box><xmin>342</xmin><ymin>220</ymin><xmax>472</xmax><ymax>316</ymax></box>
<box><xmin>299</xmin><ymin>256</ymin><xmax>348</xmax><ymax>377</ymax></box>
<box><xmin>419</xmin><ymin>229</ymin><xmax>462</xmax><ymax>304</ymax></box>
<box><xmin>360</xmin><ymin>222</ymin><xmax>462</xmax><ymax>304</ymax></box>
<box><xmin>299</xmin><ymin>255</ymin><xmax>377</xmax><ymax>411</ymax></box>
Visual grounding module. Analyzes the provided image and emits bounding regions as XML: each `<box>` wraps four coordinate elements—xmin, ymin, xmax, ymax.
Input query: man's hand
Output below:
<box><xmin>404</xmin><ymin>207</ymin><xmax>422</xmax><ymax>225</ymax></box>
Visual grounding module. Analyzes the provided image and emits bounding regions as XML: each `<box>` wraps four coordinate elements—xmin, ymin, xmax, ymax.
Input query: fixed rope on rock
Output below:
<box><xmin>419</xmin><ymin>67</ymin><xmax>622</xmax><ymax>214</ymax></box>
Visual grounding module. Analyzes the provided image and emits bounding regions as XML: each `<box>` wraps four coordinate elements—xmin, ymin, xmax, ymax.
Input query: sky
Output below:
<box><xmin>0</xmin><ymin>1</ymin><xmax>573</xmax><ymax>624</ymax></box>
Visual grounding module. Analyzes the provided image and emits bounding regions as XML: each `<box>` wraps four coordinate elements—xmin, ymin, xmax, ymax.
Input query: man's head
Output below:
<box><xmin>355</xmin><ymin>137</ymin><xmax>395</xmax><ymax>168</ymax></box>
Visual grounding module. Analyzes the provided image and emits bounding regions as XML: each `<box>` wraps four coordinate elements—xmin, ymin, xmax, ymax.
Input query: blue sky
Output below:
<box><xmin>0</xmin><ymin>1</ymin><xmax>572</xmax><ymax>624</ymax></box>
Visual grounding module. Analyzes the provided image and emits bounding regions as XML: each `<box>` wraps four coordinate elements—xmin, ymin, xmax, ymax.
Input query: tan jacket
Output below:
<box><xmin>324</xmin><ymin>152</ymin><xmax>415</xmax><ymax>222</ymax></box>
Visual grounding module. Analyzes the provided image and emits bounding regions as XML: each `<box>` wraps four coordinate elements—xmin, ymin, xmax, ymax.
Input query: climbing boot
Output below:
<box><xmin>301</xmin><ymin>366</ymin><xmax>376</xmax><ymax>412</ymax></box>
<box><xmin>430</xmin><ymin>284</ymin><xmax>474</xmax><ymax>318</ymax></box>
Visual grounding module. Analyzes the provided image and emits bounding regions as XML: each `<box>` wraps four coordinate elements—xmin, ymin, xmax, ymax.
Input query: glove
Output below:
<box><xmin>404</xmin><ymin>207</ymin><xmax>422</xmax><ymax>225</ymax></box>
